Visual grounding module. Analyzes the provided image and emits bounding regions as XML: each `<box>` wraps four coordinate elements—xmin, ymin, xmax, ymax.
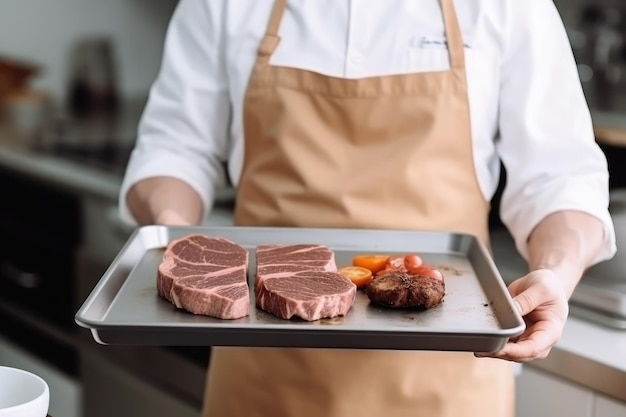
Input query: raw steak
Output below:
<box><xmin>157</xmin><ymin>234</ymin><xmax>249</xmax><ymax>319</ymax></box>
<box><xmin>255</xmin><ymin>244</ymin><xmax>357</xmax><ymax>321</ymax></box>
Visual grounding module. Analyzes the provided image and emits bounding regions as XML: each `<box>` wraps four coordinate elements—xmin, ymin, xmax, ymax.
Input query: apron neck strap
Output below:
<box><xmin>258</xmin><ymin>0</ymin><xmax>465</xmax><ymax>69</ymax></box>
<box><xmin>440</xmin><ymin>0</ymin><xmax>465</xmax><ymax>69</ymax></box>
<box><xmin>256</xmin><ymin>0</ymin><xmax>287</xmax><ymax>60</ymax></box>
<box><xmin>266</xmin><ymin>0</ymin><xmax>287</xmax><ymax>37</ymax></box>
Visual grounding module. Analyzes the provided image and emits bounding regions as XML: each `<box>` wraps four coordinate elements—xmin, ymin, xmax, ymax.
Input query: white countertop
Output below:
<box><xmin>0</xmin><ymin>134</ymin><xmax>122</xmax><ymax>200</ymax></box>
<box><xmin>528</xmin><ymin>314</ymin><xmax>626</xmax><ymax>401</ymax></box>
<box><xmin>561</xmin><ymin>317</ymin><xmax>626</xmax><ymax>372</ymax></box>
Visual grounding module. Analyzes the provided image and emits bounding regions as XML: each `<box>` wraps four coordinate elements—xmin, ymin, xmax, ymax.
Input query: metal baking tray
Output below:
<box><xmin>75</xmin><ymin>225</ymin><xmax>525</xmax><ymax>352</ymax></box>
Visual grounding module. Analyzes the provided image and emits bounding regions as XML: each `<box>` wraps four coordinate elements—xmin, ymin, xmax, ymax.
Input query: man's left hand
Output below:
<box><xmin>475</xmin><ymin>269</ymin><xmax>569</xmax><ymax>362</ymax></box>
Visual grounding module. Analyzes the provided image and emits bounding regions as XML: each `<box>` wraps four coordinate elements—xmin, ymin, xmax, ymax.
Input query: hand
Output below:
<box><xmin>475</xmin><ymin>269</ymin><xmax>569</xmax><ymax>362</ymax></box>
<box><xmin>155</xmin><ymin>209</ymin><xmax>193</xmax><ymax>226</ymax></box>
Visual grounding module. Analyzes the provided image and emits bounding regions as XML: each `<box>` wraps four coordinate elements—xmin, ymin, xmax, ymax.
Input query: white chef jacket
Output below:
<box><xmin>119</xmin><ymin>0</ymin><xmax>616</xmax><ymax>264</ymax></box>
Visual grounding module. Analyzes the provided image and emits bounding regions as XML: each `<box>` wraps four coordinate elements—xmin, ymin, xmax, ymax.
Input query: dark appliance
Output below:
<box><xmin>0</xmin><ymin>166</ymin><xmax>82</xmax><ymax>378</ymax></box>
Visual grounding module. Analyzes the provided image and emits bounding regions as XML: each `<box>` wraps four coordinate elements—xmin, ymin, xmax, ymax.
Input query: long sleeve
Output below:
<box><xmin>496</xmin><ymin>0</ymin><xmax>616</xmax><ymax>265</ymax></box>
<box><xmin>118</xmin><ymin>0</ymin><xmax>230</xmax><ymax>226</ymax></box>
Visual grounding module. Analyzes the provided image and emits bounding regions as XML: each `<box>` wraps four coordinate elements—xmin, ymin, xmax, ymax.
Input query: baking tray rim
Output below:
<box><xmin>74</xmin><ymin>225</ymin><xmax>526</xmax><ymax>346</ymax></box>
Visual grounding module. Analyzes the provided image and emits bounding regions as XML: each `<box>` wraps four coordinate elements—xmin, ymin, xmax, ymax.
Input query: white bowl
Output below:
<box><xmin>0</xmin><ymin>366</ymin><xmax>49</xmax><ymax>417</ymax></box>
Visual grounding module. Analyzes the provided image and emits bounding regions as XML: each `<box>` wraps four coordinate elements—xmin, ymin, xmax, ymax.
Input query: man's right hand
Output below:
<box><xmin>127</xmin><ymin>177</ymin><xmax>204</xmax><ymax>226</ymax></box>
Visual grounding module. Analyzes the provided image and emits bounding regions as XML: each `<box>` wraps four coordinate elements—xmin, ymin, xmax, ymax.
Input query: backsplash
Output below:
<box><xmin>555</xmin><ymin>0</ymin><xmax>626</xmax><ymax>111</ymax></box>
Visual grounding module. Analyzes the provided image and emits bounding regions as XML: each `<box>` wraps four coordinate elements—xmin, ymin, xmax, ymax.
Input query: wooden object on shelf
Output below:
<box><xmin>595</xmin><ymin>126</ymin><xmax>626</xmax><ymax>148</ymax></box>
<box><xmin>0</xmin><ymin>57</ymin><xmax>39</xmax><ymax>102</ymax></box>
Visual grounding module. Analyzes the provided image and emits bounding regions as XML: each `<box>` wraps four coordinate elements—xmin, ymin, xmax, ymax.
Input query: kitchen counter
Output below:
<box><xmin>593</xmin><ymin>111</ymin><xmax>626</xmax><ymax>148</ymax></box>
<box><xmin>0</xmin><ymin>99</ymin><xmax>146</xmax><ymax>200</ymax></box>
<box><xmin>589</xmin><ymin>98</ymin><xmax>626</xmax><ymax>147</ymax></box>
<box><xmin>0</xmin><ymin>137</ymin><xmax>122</xmax><ymax>200</ymax></box>
<box><xmin>1</xmin><ymin>115</ymin><xmax>626</xmax><ymax>404</ymax></box>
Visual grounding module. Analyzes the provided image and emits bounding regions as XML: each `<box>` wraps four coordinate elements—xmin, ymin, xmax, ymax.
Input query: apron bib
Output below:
<box><xmin>202</xmin><ymin>1</ymin><xmax>514</xmax><ymax>416</ymax></box>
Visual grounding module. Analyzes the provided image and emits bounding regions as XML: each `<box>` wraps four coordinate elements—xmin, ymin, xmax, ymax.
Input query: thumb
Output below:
<box><xmin>512</xmin><ymin>298</ymin><xmax>525</xmax><ymax>316</ymax></box>
<box><xmin>507</xmin><ymin>280</ymin><xmax>531</xmax><ymax>316</ymax></box>
<box><xmin>512</xmin><ymin>284</ymin><xmax>547</xmax><ymax>317</ymax></box>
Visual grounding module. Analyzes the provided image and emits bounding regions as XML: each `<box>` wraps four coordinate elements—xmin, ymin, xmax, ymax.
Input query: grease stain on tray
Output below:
<box><xmin>435</xmin><ymin>265</ymin><xmax>464</xmax><ymax>276</ymax></box>
<box><xmin>138</xmin><ymin>287</ymin><xmax>157</xmax><ymax>299</ymax></box>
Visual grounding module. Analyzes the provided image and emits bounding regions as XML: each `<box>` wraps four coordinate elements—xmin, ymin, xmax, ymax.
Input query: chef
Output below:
<box><xmin>118</xmin><ymin>1</ymin><xmax>616</xmax><ymax>416</ymax></box>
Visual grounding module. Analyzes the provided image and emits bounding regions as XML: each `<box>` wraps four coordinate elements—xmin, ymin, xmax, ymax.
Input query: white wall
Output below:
<box><xmin>0</xmin><ymin>0</ymin><xmax>178</xmax><ymax>103</ymax></box>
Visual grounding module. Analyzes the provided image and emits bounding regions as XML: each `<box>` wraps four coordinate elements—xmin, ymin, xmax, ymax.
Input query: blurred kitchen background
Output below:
<box><xmin>1</xmin><ymin>1</ymin><xmax>626</xmax><ymax>417</ymax></box>
<box><xmin>1</xmin><ymin>0</ymin><xmax>173</xmax><ymax>100</ymax></box>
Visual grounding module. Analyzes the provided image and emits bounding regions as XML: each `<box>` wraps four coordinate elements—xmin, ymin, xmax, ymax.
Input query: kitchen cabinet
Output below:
<box><xmin>516</xmin><ymin>365</ymin><xmax>626</xmax><ymax>417</ymax></box>
<box><xmin>82</xmin><ymin>348</ymin><xmax>200</xmax><ymax>417</ymax></box>
<box><xmin>595</xmin><ymin>394</ymin><xmax>626</xmax><ymax>417</ymax></box>
<box><xmin>516</xmin><ymin>366</ymin><xmax>594</xmax><ymax>417</ymax></box>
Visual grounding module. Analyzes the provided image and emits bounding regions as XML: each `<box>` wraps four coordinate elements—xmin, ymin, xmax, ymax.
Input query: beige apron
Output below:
<box><xmin>202</xmin><ymin>0</ymin><xmax>514</xmax><ymax>416</ymax></box>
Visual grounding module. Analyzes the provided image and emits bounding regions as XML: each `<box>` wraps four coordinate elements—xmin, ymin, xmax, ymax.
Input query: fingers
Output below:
<box><xmin>475</xmin><ymin>270</ymin><xmax>569</xmax><ymax>362</ymax></box>
<box><xmin>476</xmin><ymin>327</ymin><xmax>555</xmax><ymax>362</ymax></box>
<box><xmin>509</xmin><ymin>271</ymin><xmax>558</xmax><ymax>316</ymax></box>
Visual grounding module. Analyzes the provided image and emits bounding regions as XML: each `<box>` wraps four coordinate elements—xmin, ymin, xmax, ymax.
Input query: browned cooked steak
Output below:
<box><xmin>157</xmin><ymin>234</ymin><xmax>249</xmax><ymax>319</ymax></box>
<box><xmin>255</xmin><ymin>244</ymin><xmax>357</xmax><ymax>321</ymax></box>
<box><xmin>365</xmin><ymin>271</ymin><xmax>445</xmax><ymax>309</ymax></box>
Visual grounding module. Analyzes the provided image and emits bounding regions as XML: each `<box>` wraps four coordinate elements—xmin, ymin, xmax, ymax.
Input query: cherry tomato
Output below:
<box><xmin>412</xmin><ymin>265</ymin><xmax>444</xmax><ymax>282</ymax></box>
<box><xmin>338</xmin><ymin>266</ymin><xmax>373</xmax><ymax>287</ymax></box>
<box><xmin>385</xmin><ymin>255</ymin><xmax>407</xmax><ymax>271</ymax></box>
<box><xmin>404</xmin><ymin>255</ymin><xmax>423</xmax><ymax>273</ymax></box>
<box><xmin>384</xmin><ymin>254</ymin><xmax>424</xmax><ymax>274</ymax></box>
<box><xmin>352</xmin><ymin>255</ymin><xmax>390</xmax><ymax>274</ymax></box>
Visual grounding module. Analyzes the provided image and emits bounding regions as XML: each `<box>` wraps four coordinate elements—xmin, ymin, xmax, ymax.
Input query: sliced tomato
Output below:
<box><xmin>352</xmin><ymin>255</ymin><xmax>390</xmax><ymax>274</ymax></box>
<box><xmin>338</xmin><ymin>266</ymin><xmax>373</xmax><ymax>288</ymax></box>
<box><xmin>412</xmin><ymin>265</ymin><xmax>444</xmax><ymax>282</ymax></box>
